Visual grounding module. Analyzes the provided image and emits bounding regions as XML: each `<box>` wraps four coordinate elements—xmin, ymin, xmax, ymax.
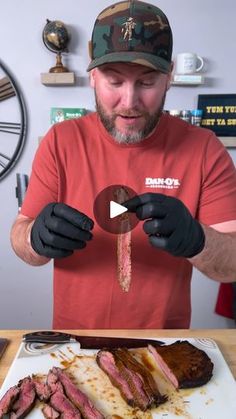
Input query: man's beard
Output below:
<box><xmin>95</xmin><ymin>92</ymin><xmax>166</xmax><ymax>145</ymax></box>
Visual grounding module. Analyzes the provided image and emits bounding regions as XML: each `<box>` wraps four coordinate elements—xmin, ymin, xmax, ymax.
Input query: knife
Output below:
<box><xmin>23</xmin><ymin>331</ymin><xmax>164</xmax><ymax>349</ymax></box>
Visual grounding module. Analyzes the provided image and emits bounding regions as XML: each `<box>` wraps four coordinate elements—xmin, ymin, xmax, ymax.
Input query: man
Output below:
<box><xmin>11</xmin><ymin>0</ymin><xmax>236</xmax><ymax>329</ymax></box>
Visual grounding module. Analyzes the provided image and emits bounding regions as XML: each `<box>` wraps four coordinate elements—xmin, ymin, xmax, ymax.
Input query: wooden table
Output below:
<box><xmin>0</xmin><ymin>329</ymin><xmax>235</xmax><ymax>387</ymax></box>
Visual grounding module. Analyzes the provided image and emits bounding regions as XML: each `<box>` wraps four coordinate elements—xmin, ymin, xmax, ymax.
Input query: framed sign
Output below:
<box><xmin>198</xmin><ymin>94</ymin><xmax>236</xmax><ymax>137</ymax></box>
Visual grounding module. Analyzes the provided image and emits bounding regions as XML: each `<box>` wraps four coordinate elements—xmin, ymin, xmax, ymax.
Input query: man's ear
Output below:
<box><xmin>89</xmin><ymin>69</ymin><xmax>96</xmax><ymax>88</ymax></box>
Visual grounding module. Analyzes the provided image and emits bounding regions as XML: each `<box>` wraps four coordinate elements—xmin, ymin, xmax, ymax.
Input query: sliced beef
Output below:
<box><xmin>50</xmin><ymin>390</ymin><xmax>81</xmax><ymax>419</ymax></box>
<box><xmin>35</xmin><ymin>370</ymin><xmax>63</xmax><ymax>417</ymax></box>
<box><xmin>42</xmin><ymin>403</ymin><xmax>60</xmax><ymax>419</ymax></box>
<box><xmin>33</xmin><ymin>380</ymin><xmax>52</xmax><ymax>402</ymax></box>
<box><xmin>115</xmin><ymin>187</ymin><xmax>132</xmax><ymax>292</ymax></box>
<box><xmin>52</xmin><ymin>367</ymin><xmax>104</xmax><ymax>419</ymax></box>
<box><xmin>0</xmin><ymin>384</ymin><xmax>20</xmax><ymax>418</ymax></box>
<box><xmin>96</xmin><ymin>348</ymin><xmax>167</xmax><ymax>411</ymax></box>
<box><xmin>97</xmin><ymin>350</ymin><xmax>134</xmax><ymax>405</ymax></box>
<box><xmin>46</xmin><ymin>370</ymin><xmax>63</xmax><ymax>394</ymax></box>
<box><xmin>148</xmin><ymin>340</ymin><xmax>214</xmax><ymax>389</ymax></box>
<box><xmin>9</xmin><ymin>376</ymin><xmax>36</xmax><ymax>419</ymax></box>
<box><xmin>47</xmin><ymin>370</ymin><xmax>60</xmax><ymax>387</ymax></box>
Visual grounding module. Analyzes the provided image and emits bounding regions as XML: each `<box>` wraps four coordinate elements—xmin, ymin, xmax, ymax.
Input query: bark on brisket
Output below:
<box><xmin>9</xmin><ymin>377</ymin><xmax>36</xmax><ymax>419</ymax></box>
<box><xmin>148</xmin><ymin>340</ymin><xmax>214</xmax><ymax>388</ymax></box>
<box><xmin>97</xmin><ymin>348</ymin><xmax>167</xmax><ymax>411</ymax></box>
<box><xmin>0</xmin><ymin>384</ymin><xmax>20</xmax><ymax>418</ymax></box>
<box><xmin>52</xmin><ymin>367</ymin><xmax>104</xmax><ymax>419</ymax></box>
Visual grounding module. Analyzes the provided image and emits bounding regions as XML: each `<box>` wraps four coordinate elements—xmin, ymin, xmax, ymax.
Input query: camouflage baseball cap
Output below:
<box><xmin>87</xmin><ymin>0</ymin><xmax>173</xmax><ymax>73</ymax></box>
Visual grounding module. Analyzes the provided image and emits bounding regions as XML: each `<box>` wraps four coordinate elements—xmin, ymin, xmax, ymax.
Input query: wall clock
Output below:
<box><xmin>0</xmin><ymin>59</ymin><xmax>27</xmax><ymax>180</ymax></box>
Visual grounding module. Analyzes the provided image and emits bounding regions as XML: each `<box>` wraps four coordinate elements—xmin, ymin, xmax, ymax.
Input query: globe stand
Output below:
<box><xmin>49</xmin><ymin>53</ymin><xmax>69</xmax><ymax>73</ymax></box>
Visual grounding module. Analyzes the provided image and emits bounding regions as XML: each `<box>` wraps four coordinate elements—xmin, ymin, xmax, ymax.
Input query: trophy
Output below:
<box><xmin>42</xmin><ymin>19</ymin><xmax>70</xmax><ymax>73</ymax></box>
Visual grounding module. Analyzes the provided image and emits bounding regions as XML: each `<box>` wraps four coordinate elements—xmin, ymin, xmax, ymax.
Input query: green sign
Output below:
<box><xmin>51</xmin><ymin>107</ymin><xmax>87</xmax><ymax>124</ymax></box>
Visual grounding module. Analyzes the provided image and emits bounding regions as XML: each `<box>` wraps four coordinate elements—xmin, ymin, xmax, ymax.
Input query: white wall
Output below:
<box><xmin>0</xmin><ymin>0</ymin><xmax>235</xmax><ymax>328</ymax></box>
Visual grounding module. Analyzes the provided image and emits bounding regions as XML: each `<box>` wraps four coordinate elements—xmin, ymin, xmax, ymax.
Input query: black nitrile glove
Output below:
<box><xmin>30</xmin><ymin>203</ymin><xmax>94</xmax><ymax>259</ymax></box>
<box><xmin>124</xmin><ymin>193</ymin><xmax>205</xmax><ymax>258</ymax></box>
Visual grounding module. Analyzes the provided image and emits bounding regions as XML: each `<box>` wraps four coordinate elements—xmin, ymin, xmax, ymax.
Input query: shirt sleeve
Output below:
<box><xmin>21</xmin><ymin>126</ymin><xmax>59</xmax><ymax>218</ymax></box>
<box><xmin>197</xmin><ymin>133</ymin><xmax>236</xmax><ymax>225</ymax></box>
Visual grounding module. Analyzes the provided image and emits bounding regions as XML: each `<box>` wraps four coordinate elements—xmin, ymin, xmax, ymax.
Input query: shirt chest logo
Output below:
<box><xmin>145</xmin><ymin>177</ymin><xmax>181</xmax><ymax>189</ymax></box>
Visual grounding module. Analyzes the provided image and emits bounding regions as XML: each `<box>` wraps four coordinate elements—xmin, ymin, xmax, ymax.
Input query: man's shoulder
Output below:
<box><xmin>39</xmin><ymin>112</ymin><xmax>98</xmax><ymax>150</ymax></box>
<box><xmin>164</xmin><ymin>113</ymin><xmax>221</xmax><ymax>148</ymax></box>
<box><xmin>47</xmin><ymin>112</ymin><xmax>98</xmax><ymax>144</ymax></box>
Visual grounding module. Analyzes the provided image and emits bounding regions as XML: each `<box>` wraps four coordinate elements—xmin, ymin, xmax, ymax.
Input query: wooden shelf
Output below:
<box><xmin>171</xmin><ymin>74</ymin><xmax>204</xmax><ymax>86</ymax></box>
<box><xmin>40</xmin><ymin>72</ymin><xmax>75</xmax><ymax>86</ymax></box>
<box><xmin>219</xmin><ymin>137</ymin><xmax>236</xmax><ymax>148</ymax></box>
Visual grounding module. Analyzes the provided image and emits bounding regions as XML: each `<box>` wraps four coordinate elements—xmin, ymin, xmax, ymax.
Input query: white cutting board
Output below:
<box><xmin>0</xmin><ymin>337</ymin><xmax>236</xmax><ymax>419</ymax></box>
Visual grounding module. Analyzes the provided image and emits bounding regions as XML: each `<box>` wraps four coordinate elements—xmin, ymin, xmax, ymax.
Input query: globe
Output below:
<box><xmin>42</xmin><ymin>19</ymin><xmax>70</xmax><ymax>72</ymax></box>
<box><xmin>43</xmin><ymin>19</ymin><xmax>70</xmax><ymax>53</ymax></box>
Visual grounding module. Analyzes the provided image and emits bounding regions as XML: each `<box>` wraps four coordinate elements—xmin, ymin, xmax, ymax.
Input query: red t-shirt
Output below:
<box><xmin>215</xmin><ymin>283</ymin><xmax>235</xmax><ymax>319</ymax></box>
<box><xmin>21</xmin><ymin>113</ymin><xmax>236</xmax><ymax>329</ymax></box>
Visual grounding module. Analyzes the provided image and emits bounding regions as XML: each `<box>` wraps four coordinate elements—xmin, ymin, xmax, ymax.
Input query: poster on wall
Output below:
<box><xmin>198</xmin><ymin>94</ymin><xmax>236</xmax><ymax>137</ymax></box>
<box><xmin>50</xmin><ymin>108</ymin><xmax>87</xmax><ymax>124</ymax></box>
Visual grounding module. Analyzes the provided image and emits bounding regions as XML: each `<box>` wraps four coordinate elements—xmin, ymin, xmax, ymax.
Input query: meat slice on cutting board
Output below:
<box><xmin>0</xmin><ymin>384</ymin><xmax>20</xmax><ymax>418</ymax></box>
<box><xmin>9</xmin><ymin>376</ymin><xmax>36</xmax><ymax>419</ymax></box>
<box><xmin>42</xmin><ymin>404</ymin><xmax>60</xmax><ymax>419</ymax></box>
<box><xmin>52</xmin><ymin>367</ymin><xmax>104</xmax><ymax>419</ymax></box>
<box><xmin>97</xmin><ymin>348</ymin><xmax>167</xmax><ymax>412</ymax></box>
<box><xmin>33</xmin><ymin>379</ymin><xmax>52</xmax><ymax>402</ymax></box>
<box><xmin>50</xmin><ymin>390</ymin><xmax>82</xmax><ymax>419</ymax></box>
<box><xmin>148</xmin><ymin>340</ymin><xmax>214</xmax><ymax>389</ymax></box>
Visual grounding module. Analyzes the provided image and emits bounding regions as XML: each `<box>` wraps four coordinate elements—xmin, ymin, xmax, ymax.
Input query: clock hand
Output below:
<box><xmin>0</xmin><ymin>122</ymin><xmax>21</xmax><ymax>135</ymax></box>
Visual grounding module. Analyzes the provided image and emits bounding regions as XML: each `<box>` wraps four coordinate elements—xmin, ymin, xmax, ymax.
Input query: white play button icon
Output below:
<box><xmin>93</xmin><ymin>185</ymin><xmax>139</xmax><ymax>234</ymax></box>
<box><xmin>110</xmin><ymin>201</ymin><xmax>128</xmax><ymax>219</ymax></box>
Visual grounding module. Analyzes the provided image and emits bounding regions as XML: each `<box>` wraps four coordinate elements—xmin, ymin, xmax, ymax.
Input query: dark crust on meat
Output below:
<box><xmin>150</xmin><ymin>340</ymin><xmax>214</xmax><ymax>388</ymax></box>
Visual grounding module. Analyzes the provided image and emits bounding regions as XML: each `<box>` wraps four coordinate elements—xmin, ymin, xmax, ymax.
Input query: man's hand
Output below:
<box><xmin>124</xmin><ymin>193</ymin><xmax>205</xmax><ymax>258</ymax></box>
<box><xmin>30</xmin><ymin>203</ymin><xmax>94</xmax><ymax>259</ymax></box>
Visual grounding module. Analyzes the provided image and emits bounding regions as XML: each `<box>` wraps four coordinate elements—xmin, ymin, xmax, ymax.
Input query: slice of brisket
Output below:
<box><xmin>9</xmin><ymin>376</ymin><xmax>36</xmax><ymax>419</ymax></box>
<box><xmin>33</xmin><ymin>370</ymin><xmax>63</xmax><ymax>404</ymax></box>
<box><xmin>52</xmin><ymin>367</ymin><xmax>104</xmax><ymax>419</ymax></box>
<box><xmin>115</xmin><ymin>187</ymin><xmax>132</xmax><ymax>292</ymax></box>
<box><xmin>96</xmin><ymin>348</ymin><xmax>167</xmax><ymax>411</ymax></box>
<box><xmin>50</xmin><ymin>390</ymin><xmax>82</xmax><ymax>419</ymax></box>
<box><xmin>46</xmin><ymin>370</ymin><xmax>64</xmax><ymax>395</ymax></box>
<box><xmin>0</xmin><ymin>384</ymin><xmax>20</xmax><ymax>418</ymax></box>
<box><xmin>42</xmin><ymin>404</ymin><xmax>60</xmax><ymax>419</ymax></box>
<box><xmin>148</xmin><ymin>340</ymin><xmax>214</xmax><ymax>389</ymax></box>
<box><xmin>33</xmin><ymin>379</ymin><xmax>52</xmax><ymax>402</ymax></box>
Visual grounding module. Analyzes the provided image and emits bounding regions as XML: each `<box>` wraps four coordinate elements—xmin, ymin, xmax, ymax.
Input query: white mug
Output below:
<box><xmin>175</xmin><ymin>52</ymin><xmax>204</xmax><ymax>74</ymax></box>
